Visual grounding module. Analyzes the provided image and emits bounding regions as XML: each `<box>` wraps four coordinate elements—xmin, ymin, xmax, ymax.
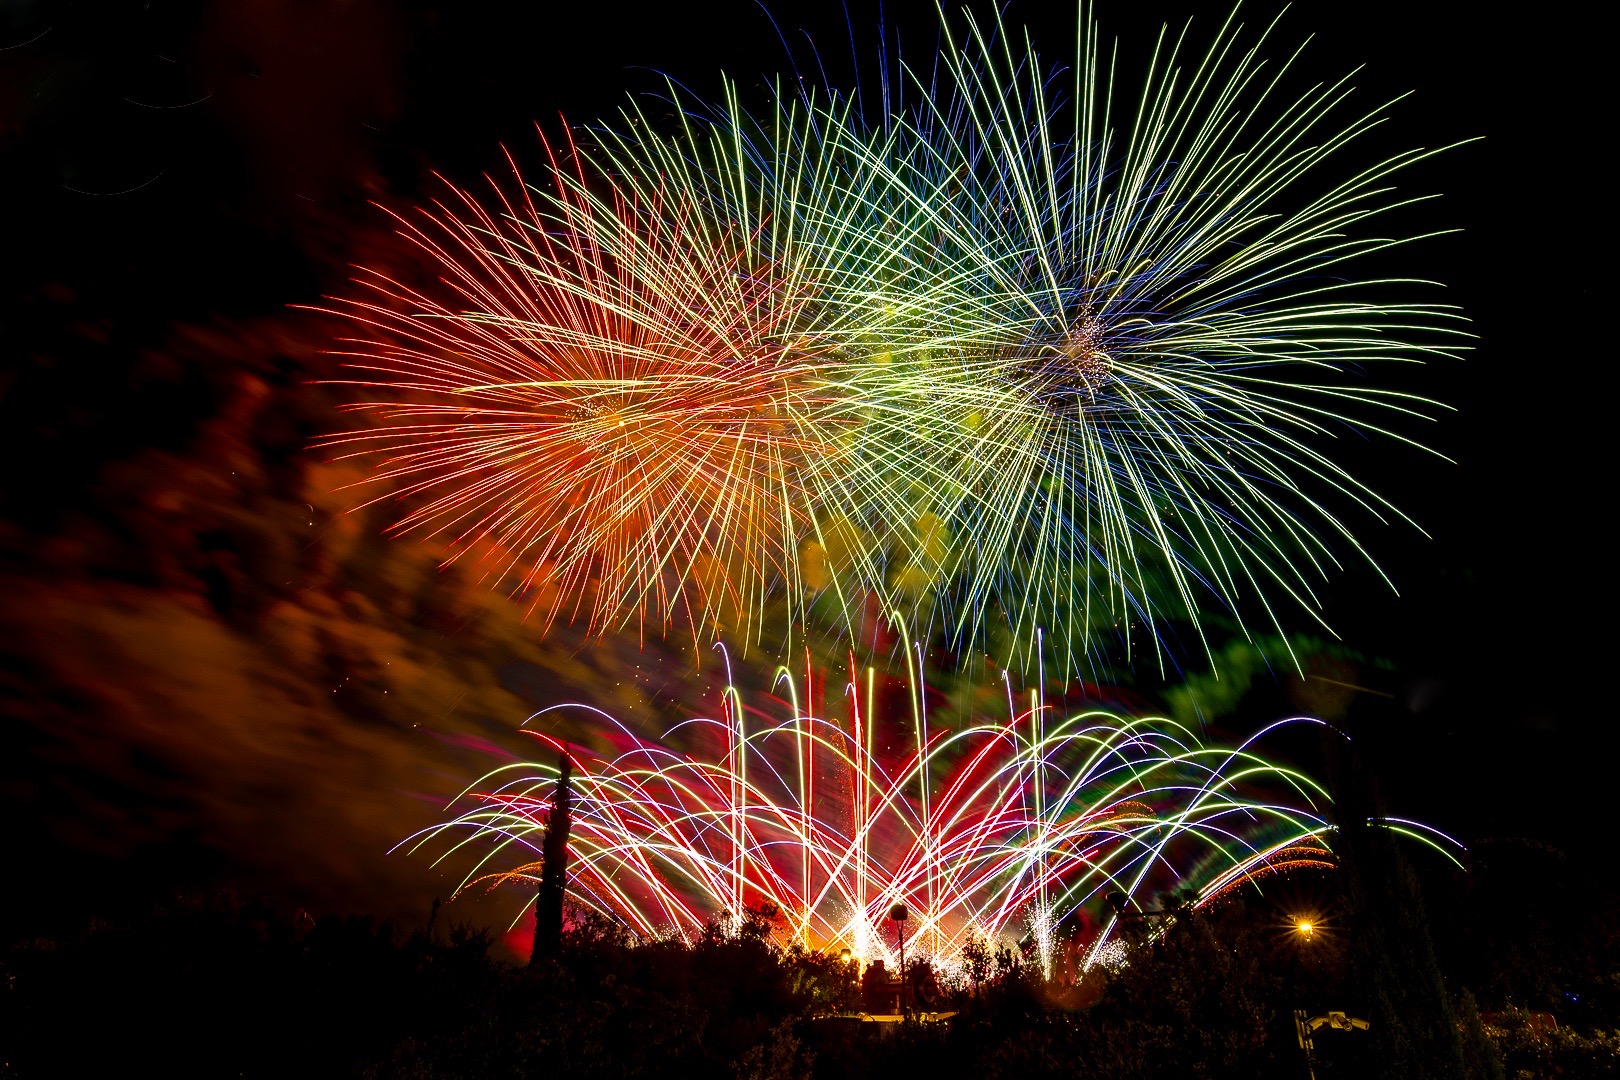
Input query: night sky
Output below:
<box><xmin>0</xmin><ymin>0</ymin><xmax>1604</xmax><ymax>948</ymax></box>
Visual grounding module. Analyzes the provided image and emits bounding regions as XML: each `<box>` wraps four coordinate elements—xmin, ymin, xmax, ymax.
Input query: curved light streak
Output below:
<box><xmin>403</xmin><ymin>663</ymin><xmax>1460</xmax><ymax>974</ymax></box>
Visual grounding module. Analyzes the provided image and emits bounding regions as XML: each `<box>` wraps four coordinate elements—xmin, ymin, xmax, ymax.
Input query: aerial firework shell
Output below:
<box><xmin>795</xmin><ymin>7</ymin><xmax>1469</xmax><ymax>671</ymax></box>
<box><xmin>317</xmin><ymin>139</ymin><xmax>837</xmax><ymax>639</ymax></box>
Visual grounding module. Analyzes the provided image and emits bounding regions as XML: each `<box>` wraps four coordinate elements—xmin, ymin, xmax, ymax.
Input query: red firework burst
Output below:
<box><xmin>315</xmin><ymin>135</ymin><xmax>836</xmax><ymax>639</ymax></box>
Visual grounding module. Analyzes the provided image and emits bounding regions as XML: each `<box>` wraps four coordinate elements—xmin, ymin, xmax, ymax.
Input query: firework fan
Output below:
<box><xmin>404</xmin><ymin>656</ymin><xmax>1461</xmax><ymax>975</ymax></box>
<box><xmin>316</xmin><ymin>135</ymin><xmax>839</xmax><ymax>640</ymax></box>
<box><xmin>787</xmin><ymin>6</ymin><xmax>1469</xmax><ymax>670</ymax></box>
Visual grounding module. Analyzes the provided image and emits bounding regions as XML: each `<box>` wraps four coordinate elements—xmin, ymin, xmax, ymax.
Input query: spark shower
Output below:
<box><xmin>407</xmin><ymin>655</ymin><xmax>1461</xmax><ymax>973</ymax></box>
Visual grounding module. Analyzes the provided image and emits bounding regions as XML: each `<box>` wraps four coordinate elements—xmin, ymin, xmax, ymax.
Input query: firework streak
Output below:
<box><xmin>404</xmin><ymin>658</ymin><xmax>1461</xmax><ymax>974</ymax></box>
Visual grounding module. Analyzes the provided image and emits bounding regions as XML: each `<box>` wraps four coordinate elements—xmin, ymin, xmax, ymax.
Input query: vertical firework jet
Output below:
<box><xmin>404</xmin><ymin>661</ymin><xmax>1462</xmax><ymax>974</ymax></box>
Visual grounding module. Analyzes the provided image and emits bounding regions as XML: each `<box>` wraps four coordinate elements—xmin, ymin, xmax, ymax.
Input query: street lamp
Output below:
<box><xmin>1294</xmin><ymin>1010</ymin><xmax>1370</xmax><ymax>1080</ymax></box>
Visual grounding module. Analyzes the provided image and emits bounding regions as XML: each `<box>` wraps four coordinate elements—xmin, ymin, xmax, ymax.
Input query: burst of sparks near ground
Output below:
<box><xmin>404</xmin><ymin>654</ymin><xmax>1462</xmax><ymax>976</ymax></box>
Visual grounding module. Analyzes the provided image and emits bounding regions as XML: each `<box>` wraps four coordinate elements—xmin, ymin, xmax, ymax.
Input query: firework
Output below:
<box><xmin>403</xmin><ymin>655</ymin><xmax>1461</xmax><ymax>975</ymax></box>
<box><xmin>790</xmin><ymin>6</ymin><xmax>1469</xmax><ymax>671</ymax></box>
<box><xmin>315</xmin><ymin>136</ymin><xmax>838</xmax><ymax>640</ymax></box>
<box><xmin>319</xmin><ymin>3</ymin><xmax>1463</xmax><ymax>670</ymax></box>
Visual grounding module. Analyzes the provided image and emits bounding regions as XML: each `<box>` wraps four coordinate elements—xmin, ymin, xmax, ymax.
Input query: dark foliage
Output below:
<box><xmin>6</xmin><ymin>849</ymin><xmax>1618</xmax><ymax>1079</ymax></box>
<box><xmin>0</xmin><ymin>891</ymin><xmax>497</xmax><ymax>1077</ymax></box>
<box><xmin>372</xmin><ymin>904</ymin><xmax>851</xmax><ymax>1079</ymax></box>
<box><xmin>1484</xmin><ymin>1008</ymin><xmax>1620</xmax><ymax>1079</ymax></box>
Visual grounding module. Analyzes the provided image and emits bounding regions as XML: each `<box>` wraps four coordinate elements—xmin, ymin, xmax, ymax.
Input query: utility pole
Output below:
<box><xmin>532</xmin><ymin>751</ymin><xmax>572</xmax><ymax>963</ymax></box>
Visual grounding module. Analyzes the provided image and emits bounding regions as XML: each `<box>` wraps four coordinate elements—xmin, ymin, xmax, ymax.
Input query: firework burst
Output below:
<box><xmin>318</xmin><ymin>3</ymin><xmax>1464</xmax><ymax>671</ymax></box>
<box><xmin>316</xmin><ymin>136</ymin><xmax>838</xmax><ymax>640</ymax></box>
<box><xmin>404</xmin><ymin>656</ymin><xmax>1461</xmax><ymax>975</ymax></box>
<box><xmin>789</xmin><ymin>6</ymin><xmax>1469</xmax><ymax>671</ymax></box>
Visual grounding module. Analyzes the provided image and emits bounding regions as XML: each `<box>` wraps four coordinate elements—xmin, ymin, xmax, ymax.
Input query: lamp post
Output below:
<box><xmin>888</xmin><ymin>903</ymin><xmax>909</xmax><ymax>1018</ymax></box>
<box><xmin>1294</xmin><ymin>1010</ymin><xmax>1370</xmax><ymax>1080</ymax></box>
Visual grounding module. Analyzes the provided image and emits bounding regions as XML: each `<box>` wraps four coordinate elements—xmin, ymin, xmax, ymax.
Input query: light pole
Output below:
<box><xmin>1294</xmin><ymin>1010</ymin><xmax>1370</xmax><ymax>1080</ymax></box>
